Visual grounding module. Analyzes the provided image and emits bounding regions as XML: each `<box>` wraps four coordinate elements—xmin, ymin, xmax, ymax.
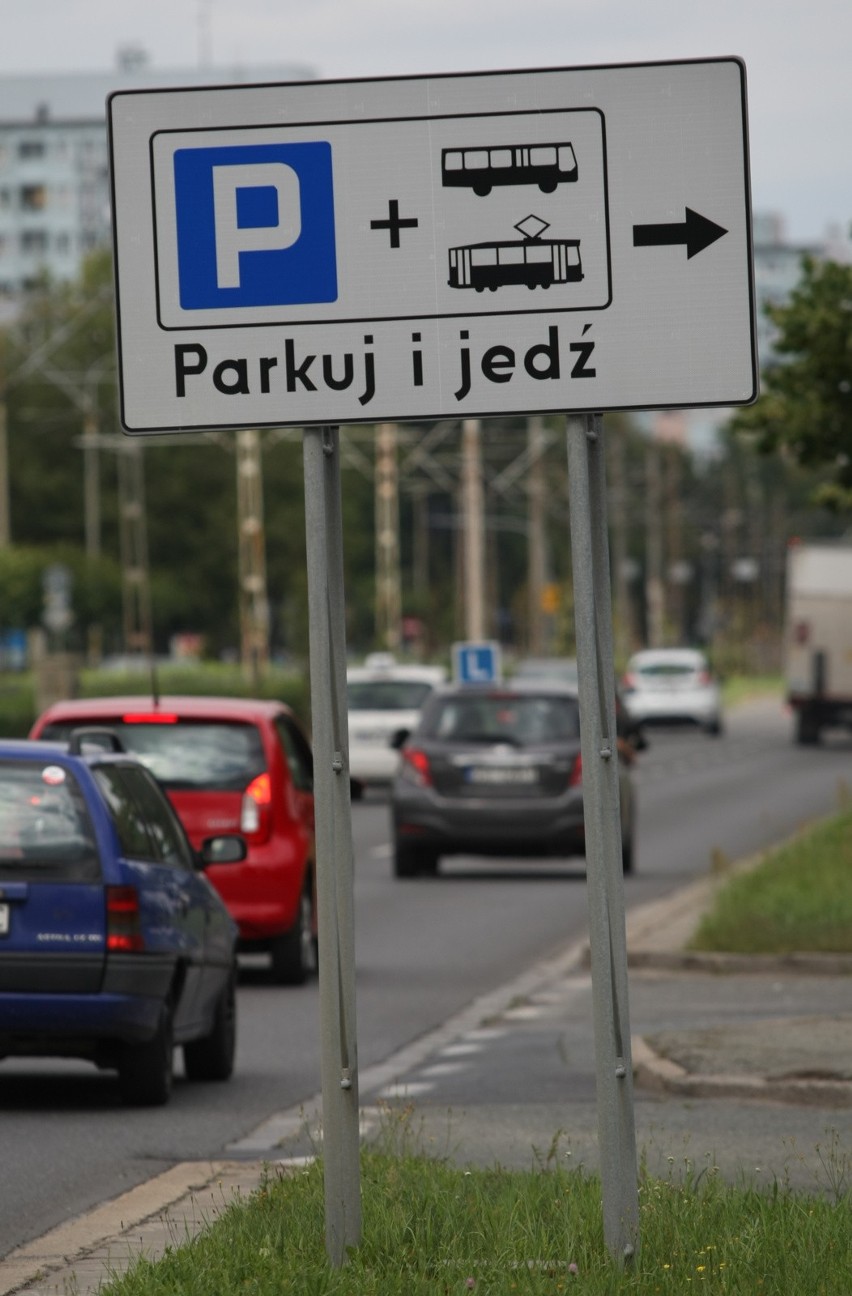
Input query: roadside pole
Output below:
<box><xmin>566</xmin><ymin>412</ymin><xmax>640</xmax><ymax>1263</ymax></box>
<box><xmin>303</xmin><ymin>425</ymin><xmax>361</xmax><ymax>1266</ymax></box>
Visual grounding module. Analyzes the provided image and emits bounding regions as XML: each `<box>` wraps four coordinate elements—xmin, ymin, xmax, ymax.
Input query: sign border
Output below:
<box><xmin>108</xmin><ymin>57</ymin><xmax>758</xmax><ymax>433</ymax></box>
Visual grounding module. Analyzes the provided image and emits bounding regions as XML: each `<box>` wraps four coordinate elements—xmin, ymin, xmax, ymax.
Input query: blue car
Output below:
<box><xmin>0</xmin><ymin>734</ymin><xmax>242</xmax><ymax>1105</ymax></box>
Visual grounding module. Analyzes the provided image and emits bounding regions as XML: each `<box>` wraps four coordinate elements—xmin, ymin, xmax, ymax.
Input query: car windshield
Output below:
<box><xmin>0</xmin><ymin>759</ymin><xmax>99</xmax><ymax>880</ymax></box>
<box><xmin>39</xmin><ymin>721</ymin><xmax>265</xmax><ymax>791</ymax></box>
<box><xmin>637</xmin><ymin>662</ymin><xmax>700</xmax><ymax>678</ymax></box>
<box><xmin>348</xmin><ymin>681</ymin><xmax>435</xmax><ymax>711</ymax></box>
<box><xmin>423</xmin><ymin>694</ymin><xmax>580</xmax><ymax>743</ymax></box>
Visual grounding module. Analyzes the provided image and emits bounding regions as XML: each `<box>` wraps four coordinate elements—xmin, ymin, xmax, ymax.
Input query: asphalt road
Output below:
<box><xmin>1</xmin><ymin>696</ymin><xmax>849</xmax><ymax>1256</ymax></box>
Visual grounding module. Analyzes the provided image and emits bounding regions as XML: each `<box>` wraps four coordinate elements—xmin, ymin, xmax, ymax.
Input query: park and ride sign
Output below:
<box><xmin>108</xmin><ymin>58</ymin><xmax>757</xmax><ymax>434</ymax></box>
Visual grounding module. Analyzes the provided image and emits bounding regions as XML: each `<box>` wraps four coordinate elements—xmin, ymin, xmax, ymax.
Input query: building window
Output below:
<box><xmin>18</xmin><ymin>140</ymin><xmax>45</xmax><ymax>159</ymax></box>
<box><xmin>20</xmin><ymin>230</ymin><xmax>49</xmax><ymax>253</ymax></box>
<box><xmin>20</xmin><ymin>184</ymin><xmax>47</xmax><ymax>211</ymax></box>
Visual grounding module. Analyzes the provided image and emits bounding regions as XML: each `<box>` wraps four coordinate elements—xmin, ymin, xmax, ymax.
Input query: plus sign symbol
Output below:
<box><xmin>370</xmin><ymin>198</ymin><xmax>419</xmax><ymax>248</ymax></box>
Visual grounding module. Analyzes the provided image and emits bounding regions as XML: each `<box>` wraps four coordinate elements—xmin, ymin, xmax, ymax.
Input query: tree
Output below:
<box><xmin>731</xmin><ymin>254</ymin><xmax>852</xmax><ymax>510</ymax></box>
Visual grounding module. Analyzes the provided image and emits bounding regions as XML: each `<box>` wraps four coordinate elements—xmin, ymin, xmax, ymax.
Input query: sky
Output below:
<box><xmin>2</xmin><ymin>0</ymin><xmax>850</xmax><ymax>246</ymax></box>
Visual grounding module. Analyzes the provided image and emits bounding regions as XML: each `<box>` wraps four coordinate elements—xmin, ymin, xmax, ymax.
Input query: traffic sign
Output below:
<box><xmin>452</xmin><ymin>641</ymin><xmax>502</xmax><ymax>684</ymax></box>
<box><xmin>108</xmin><ymin>58</ymin><xmax>757</xmax><ymax>433</ymax></box>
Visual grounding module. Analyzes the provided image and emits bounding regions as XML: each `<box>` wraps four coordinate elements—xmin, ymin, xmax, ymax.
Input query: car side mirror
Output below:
<box><xmin>389</xmin><ymin>727</ymin><xmax>410</xmax><ymax>750</ymax></box>
<box><xmin>199</xmin><ymin>835</ymin><xmax>247</xmax><ymax>867</ymax></box>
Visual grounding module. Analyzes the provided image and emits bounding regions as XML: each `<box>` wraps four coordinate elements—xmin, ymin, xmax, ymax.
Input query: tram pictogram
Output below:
<box><xmin>447</xmin><ymin>216</ymin><xmax>582</xmax><ymax>293</ymax></box>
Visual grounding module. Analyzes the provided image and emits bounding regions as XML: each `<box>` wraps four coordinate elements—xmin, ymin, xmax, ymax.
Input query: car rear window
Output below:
<box><xmin>0</xmin><ymin>759</ymin><xmax>99</xmax><ymax>881</ymax></box>
<box><xmin>637</xmin><ymin>663</ymin><xmax>699</xmax><ymax>678</ymax></box>
<box><xmin>39</xmin><ymin>721</ymin><xmax>265</xmax><ymax>792</ymax></box>
<box><xmin>422</xmin><ymin>694</ymin><xmax>580</xmax><ymax>743</ymax></box>
<box><xmin>348</xmin><ymin>681</ymin><xmax>435</xmax><ymax>711</ymax></box>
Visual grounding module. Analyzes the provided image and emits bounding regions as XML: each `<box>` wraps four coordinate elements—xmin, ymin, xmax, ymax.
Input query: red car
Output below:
<box><xmin>30</xmin><ymin>696</ymin><xmax>317</xmax><ymax>984</ymax></box>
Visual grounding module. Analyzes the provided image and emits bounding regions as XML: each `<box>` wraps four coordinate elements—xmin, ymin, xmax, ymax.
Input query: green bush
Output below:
<box><xmin>0</xmin><ymin>678</ymin><xmax>37</xmax><ymax>737</ymax></box>
<box><xmin>78</xmin><ymin>664</ymin><xmax>312</xmax><ymax>726</ymax></box>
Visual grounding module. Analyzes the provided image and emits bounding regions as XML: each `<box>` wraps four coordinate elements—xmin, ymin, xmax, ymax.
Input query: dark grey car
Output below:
<box><xmin>390</xmin><ymin>684</ymin><xmax>636</xmax><ymax>877</ymax></box>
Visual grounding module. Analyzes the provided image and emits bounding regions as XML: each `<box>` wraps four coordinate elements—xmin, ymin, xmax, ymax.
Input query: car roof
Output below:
<box><xmin>628</xmin><ymin>648</ymin><xmax>707</xmax><ymax>666</ymax></box>
<box><xmin>33</xmin><ymin>695</ymin><xmax>296</xmax><ymax>723</ymax></box>
<box><xmin>346</xmin><ymin>664</ymin><xmax>447</xmax><ymax>683</ymax></box>
<box><xmin>431</xmin><ymin>681</ymin><xmax>579</xmax><ymax>700</ymax></box>
<box><xmin>513</xmin><ymin>656</ymin><xmax>579</xmax><ymax>680</ymax></box>
<box><xmin>0</xmin><ymin>736</ymin><xmax>148</xmax><ymax>771</ymax></box>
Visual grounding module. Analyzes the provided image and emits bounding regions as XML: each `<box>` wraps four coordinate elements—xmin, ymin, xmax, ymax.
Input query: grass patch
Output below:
<box><xmin>721</xmin><ymin>674</ymin><xmax>783</xmax><ymax>707</ymax></box>
<box><xmin>690</xmin><ymin>809</ymin><xmax>852</xmax><ymax>954</ymax></box>
<box><xmin>98</xmin><ymin>1144</ymin><xmax>852</xmax><ymax>1296</ymax></box>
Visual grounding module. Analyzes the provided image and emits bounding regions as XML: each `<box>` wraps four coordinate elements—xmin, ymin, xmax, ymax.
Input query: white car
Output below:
<box><xmin>621</xmin><ymin>648</ymin><xmax>723</xmax><ymax>735</ymax></box>
<box><xmin>347</xmin><ymin>654</ymin><xmax>447</xmax><ymax>796</ymax></box>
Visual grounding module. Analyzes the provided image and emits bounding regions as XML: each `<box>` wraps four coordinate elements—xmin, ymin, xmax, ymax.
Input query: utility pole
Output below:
<box><xmin>116</xmin><ymin>440</ymin><xmax>152</xmax><ymax>657</ymax></box>
<box><xmin>644</xmin><ymin>436</ymin><xmax>665</xmax><ymax>647</ymax></box>
<box><xmin>608</xmin><ymin>430</ymin><xmax>633</xmax><ymax>665</ymax></box>
<box><xmin>82</xmin><ymin>394</ymin><xmax>101</xmax><ymax>561</ymax></box>
<box><xmin>0</xmin><ymin>395</ymin><xmax>9</xmax><ymax>548</ymax></box>
<box><xmin>0</xmin><ymin>334</ymin><xmax>9</xmax><ymax>547</ymax></box>
<box><xmin>461</xmin><ymin>418</ymin><xmax>486</xmax><ymax>640</ymax></box>
<box><xmin>527</xmin><ymin>415</ymin><xmax>548</xmax><ymax>654</ymax></box>
<box><xmin>374</xmin><ymin>422</ymin><xmax>401</xmax><ymax>652</ymax></box>
<box><xmin>236</xmin><ymin>428</ymin><xmax>269</xmax><ymax>684</ymax></box>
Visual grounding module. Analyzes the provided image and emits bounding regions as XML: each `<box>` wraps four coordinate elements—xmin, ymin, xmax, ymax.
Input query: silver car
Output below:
<box><xmin>390</xmin><ymin>683</ymin><xmax>636</xmax><ymax>877</ymax></box>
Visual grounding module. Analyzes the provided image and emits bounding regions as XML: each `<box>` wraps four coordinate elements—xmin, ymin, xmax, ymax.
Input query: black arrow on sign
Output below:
<box><xmin>632</xmin><ymin>207</ymin><xmax>728</xmax><ymax>259</ymax></box>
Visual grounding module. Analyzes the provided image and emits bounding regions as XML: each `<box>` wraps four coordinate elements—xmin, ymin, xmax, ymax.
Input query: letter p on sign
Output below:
<box><xmin>212</xmin><ymin>162</ymin><xmax>301</xmax><ymax>288</ymax></box>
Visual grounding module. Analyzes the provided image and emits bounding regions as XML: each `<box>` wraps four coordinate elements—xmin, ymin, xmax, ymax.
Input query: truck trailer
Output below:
<box><xmin>784</xmin><ymin>540</ymin><xmax>852</xmax><ymax>744</ymax></box>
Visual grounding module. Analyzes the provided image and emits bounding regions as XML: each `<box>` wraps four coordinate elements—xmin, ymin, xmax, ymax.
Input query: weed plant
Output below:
<box><xmin>690</xmin><ymin>808</ymin><xmax>852</xmax><ymax>954</ymax></box>
<box><xmin>98</xmin><ymin>1141</ymin><xmax>852</xmax><ymax>1296</ymax></box>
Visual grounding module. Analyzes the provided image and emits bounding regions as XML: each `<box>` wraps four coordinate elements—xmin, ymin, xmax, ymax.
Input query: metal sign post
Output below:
<box><xmin>566</xmin><ymin>411</ymin><xmax>639</xmax><ymax>1263</ymax></box>
<box><xmin>302</xmin><ymin>424</ymin><xmax>361</xmax><ymax>1265</ymax></box>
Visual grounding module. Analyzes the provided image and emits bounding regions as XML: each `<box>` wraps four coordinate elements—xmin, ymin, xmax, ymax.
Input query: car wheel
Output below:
<box><xmin>183</xmin><ymin>966</ymin><xmax>237</xmax><ymax>1082</ymax></box>
<box><xmin>393</xmin><ymin>842</ymin><xmax>439</xmax><ymax>878</ymax></box>
<box><xmin>350</xmin><ymin>779</ymin><xmax>364</xmax><ymax>801</ymax></box>
<box><xmin>119</xmin><ymin>1000</ymin><xmax>174</xmax><ymax>1106</ymax></box>
<box><xmin>704</xmin><ymin>718</ymin><xmax>723</xmax><ymax>736</ymax></box>
<box><xmin>269</xmin><ymin>886</ymin><xmax>318</xmax><ymax>985</ymax></box>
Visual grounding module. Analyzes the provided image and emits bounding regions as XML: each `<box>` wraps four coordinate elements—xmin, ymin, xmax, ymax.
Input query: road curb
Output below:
<box><xmin>0</xmin><ymin>1161</ymin><xmax>269</xmax><ymax>1296</ymax></box>
<box><xmin>632</xmin><ymin>1035</ymin><xmax>852</xmax><ymax>1108</ymax></box>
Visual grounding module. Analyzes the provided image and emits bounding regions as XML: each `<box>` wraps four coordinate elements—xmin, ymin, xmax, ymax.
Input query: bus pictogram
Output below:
<box><xmin>447</xmin><ymin>216</ymin><xmax>583</xmax><ymax>292</ymax></box>
<box><xmin>442</xmin><ymin>142</ymin><xmax>578</xmax><ymax>196</ymax></box>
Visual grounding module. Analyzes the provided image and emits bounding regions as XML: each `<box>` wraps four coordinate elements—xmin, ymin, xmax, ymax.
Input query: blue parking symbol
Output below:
<box><xmin>173</xmin><ymin>141</ymin><xmax>338</xmax><ymax>309</ymax></box>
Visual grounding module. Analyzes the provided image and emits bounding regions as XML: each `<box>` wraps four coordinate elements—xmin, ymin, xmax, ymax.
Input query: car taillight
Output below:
<box><xmin>698</xmin><ymin>669</ymin><xmax>712</xmax><ymax>686</ymax></box>
<box><xmin>568</xmin><ymin>753</ymin><xmax>583</xmax><ymax>787</ymax></box>
<box><xmin>121</xmin><ymin>712</ymin><xmax>179</xmax><ymax>724</ymax></box>
<box><xmin>241</xmin><ymin>772</ymin><xmax>272</xmax><ymax>840</ymax></box>
<box><xmin>106</xmin><ymin>886</ymin><xmax>144</xmax><ymax>952</ymax></box>
<box><xmin>401</xmin><ymin>747</ymin><xmax>432</xmax><ymax>788</ymax></box>
<box><xmin>622</xmin><ymin>673</ymin><xmax>637</xmax><ymax>690</ymax></box>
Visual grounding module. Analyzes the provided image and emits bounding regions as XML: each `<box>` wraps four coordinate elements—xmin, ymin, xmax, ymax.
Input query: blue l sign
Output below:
<box><xmin>453</xmin><ymin>641</ymin><xmax>502</xmax><ymax>684</ymax></box>
<box><xmin>173</xmin><ymin>141</ymin><xmax>338</xmax><ymax>309</ymax></box>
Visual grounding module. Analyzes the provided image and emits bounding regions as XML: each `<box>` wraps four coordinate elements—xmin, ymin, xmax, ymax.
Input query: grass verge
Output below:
<box><xmin>689</xmin><ymin>807</ymin><xmax>852</xmax><ymax>954</ymax></box>
<box><xmin>98</xmin><ymin>1141</ymin><xmax>852</xmax><ymax>1296</ymax></box>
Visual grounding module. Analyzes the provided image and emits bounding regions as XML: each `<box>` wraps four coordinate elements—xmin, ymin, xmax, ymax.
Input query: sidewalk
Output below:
<box><xmin>3</xmin><ymin>869</ymin><xmax>851</xmax><ymax>1296</ymax></box>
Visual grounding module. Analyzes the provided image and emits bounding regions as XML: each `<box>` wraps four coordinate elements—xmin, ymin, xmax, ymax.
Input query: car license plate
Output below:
<box><xmin>0</xmin><ymin>904</ymin><xmax>8</xmax><ymax>936</ymax></box>
<box><xmin>467</xmin><ymin>766</ymin><xmax>538</xmax><ymax>785</ymax></box>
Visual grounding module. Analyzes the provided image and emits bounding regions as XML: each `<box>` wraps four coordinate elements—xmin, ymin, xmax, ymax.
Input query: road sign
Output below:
<box><xmin>452</xmin><ymin>640</ymin><xmax>502</xmax><ymax>684</ymax></box>
<box><xmin>108</xmin><ymin>58</ymin><xmax>757</xmax><ymax>433</ymax></box>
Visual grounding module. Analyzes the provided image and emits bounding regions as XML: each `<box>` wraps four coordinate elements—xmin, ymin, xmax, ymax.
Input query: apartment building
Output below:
<box><xmin>0</xmin><ymin>49</ymin><xmax>313</xmax><ymax>314</ymax></box>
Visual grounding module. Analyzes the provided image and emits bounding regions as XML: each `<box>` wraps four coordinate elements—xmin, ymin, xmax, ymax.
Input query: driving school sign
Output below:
<box><xmin>108</xmin><ymin>58</ymin><xmax>757</xmax><ymax>433</ymax></box>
